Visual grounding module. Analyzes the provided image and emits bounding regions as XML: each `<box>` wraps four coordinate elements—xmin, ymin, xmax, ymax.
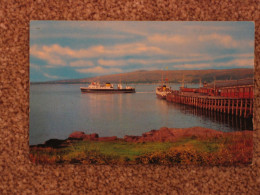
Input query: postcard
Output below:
<box><xmin>29</xmin><ymin>21</ymin><xmax>254</xmax><ymax>165</ymax></box>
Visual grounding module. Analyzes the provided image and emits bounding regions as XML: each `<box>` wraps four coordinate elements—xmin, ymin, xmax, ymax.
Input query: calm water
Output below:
<box><xmin>29</xmin><ymin>84</ymin><xmax>253</xmax><ymax>145</ymax></box>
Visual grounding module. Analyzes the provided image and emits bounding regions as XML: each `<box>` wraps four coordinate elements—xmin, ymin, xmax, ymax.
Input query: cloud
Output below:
<box><xmin>198</xmin><ymin>33</ymin><xmax>238</xmax><ymax>48</ymax></box>
<box><xmin>217</xmin><ymin>58</ymin><xmax>254</xmax><ymax>67</ymax></box>
<box><xmin>30</xmin><ymin>43</ymin><xmax>167</xmax><ymax>62</ymax></box>
<box><xmin>95</xmin><ymin>51</ymin><xmax>254</xmax><ymax>69</ymax></box>
<box><xmin>148</xmin><ymin>34</ymin><xmax>188</xmax><ymax>44</ymax></box>
<box><xmin>30</xmin><ymin>45</ymin><xmax>67</xmax><ymax>66</ymax></box>
<box><xmin>30</xmin><ymin>63</ymin><xmax>41</xmax><ymax>70</ymax></box>
<box><xmin>43</xmin><ymin>73</ymin><xmax>60</xmax><ymax>79</ymax></box>
<box><xmin>96</xmin><ymin>56</ymin><xmax>210</xmax><ymax>67</ymax></box>
<box><xmin>220</xmin><ymin>53</ymin><xmax>254</xmax><ymax>59</ymax></box>
<box><xmin>30</xmin><ymin>63</ymin><xmax>62</xmax><ymax>80</ymax></box>
<box><xmin>76</xmin><ymin>66</ymin><xmax>122</xmax><ymax>74</ymax></box>
<box><xmin>172</xmin><ymin>57</ymin><xmax>254</xmax><ymax>70</ymax></box>
<box><xmin>30</xmin><ymin>21</ymin><xmax>148</xmax><ymax>40</ymax></box>
<box><xmin>70</xmin><ymin>60</ymin><xmax>94</xmax><ymax>67</ymax></box>
<box><xmin>98</xmin><ymin>59</ymin><xmax>128</xmax><ymax>66</ymax></box>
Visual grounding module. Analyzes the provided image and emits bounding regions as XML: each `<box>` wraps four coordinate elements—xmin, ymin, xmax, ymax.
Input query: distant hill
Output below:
<box><xmin>32</xmin><ymin>68</ymin><xmax>254</xmax><ymax>84</ymax></box>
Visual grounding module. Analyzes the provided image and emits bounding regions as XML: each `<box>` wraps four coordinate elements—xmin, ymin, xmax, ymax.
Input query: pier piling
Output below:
<box><xmin>166</xmin><ymin>93</ymin><xmax>253</xmax><ymax>118</ymax></box>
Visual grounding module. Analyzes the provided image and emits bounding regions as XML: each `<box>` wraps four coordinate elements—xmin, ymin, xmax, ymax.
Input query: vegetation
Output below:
<box><xmin>30</xmin><ymin>131</ymin><xmax>252</xmax><ymax>165</ymax></box>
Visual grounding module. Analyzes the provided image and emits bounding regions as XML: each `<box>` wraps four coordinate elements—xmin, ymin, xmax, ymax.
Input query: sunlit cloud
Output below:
<box><xmin>30</xmin><ymin>43</ymin><xmax>167</xmax><ymax>62</ymax></box>
<box><xmin>148</xmin><ymin>34</ymin><xmax>188</xmax><ymax>44</ymax></box>
<box><xmin>76</xmin><ymin>66</ymin><xmax>122</xmax><ymax>74</ymax></box>
<box><xmin>198</xmin><ymin>33</ymin><xmax>238</xmax><ymax>48</ymax></box>
<box><xmin>98</xmin><ymin>59</ymin><xmax>128</xmax><ymax>66</ymax></box>
<box><xmin>30</xmin><ymin>45</ymin><xmax>67</xmax><ymax>66</ymax></box>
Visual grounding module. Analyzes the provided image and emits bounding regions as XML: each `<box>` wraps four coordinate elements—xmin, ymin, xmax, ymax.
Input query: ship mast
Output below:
<box><xmin>165</xmin><ymin>66</ymin><xmax>168</xmax><ymax>85</ymax></box>
<box><xmin>213</xmin><ymin>76</ymin><xmax>216</xmax><ymax>95</ymax></box>
<box><xmin>181</xmin><ymin>74</ymin><xmax>185</xmax><ymax>88</ymax></box>
<box><xmin>161</xmin><ymin>69</ymin><xmax>164</xmax><ymax>85</ymax></box>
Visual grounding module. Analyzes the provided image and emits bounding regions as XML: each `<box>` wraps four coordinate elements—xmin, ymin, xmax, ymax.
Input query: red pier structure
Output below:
<box><xmin>166</xmin><ymin>79</ymin><xmax>253</xmax><ymax>118</ymax></box>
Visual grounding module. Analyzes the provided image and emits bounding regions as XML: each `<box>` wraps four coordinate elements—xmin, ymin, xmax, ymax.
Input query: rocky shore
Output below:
<box><xmin>30</xmin><ymin>127</ymin><xmax>252</xmax><ymax>149</ymax></box>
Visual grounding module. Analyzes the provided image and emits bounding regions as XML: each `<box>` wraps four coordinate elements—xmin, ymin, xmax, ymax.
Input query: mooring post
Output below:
<box><xmin>236</xmin><ymin>99</ymin><xmax>239</xmax><ymax>116</ymax></box>
<box><xmin>244</xmin><ymin>99</ymin><xmax>248</xmax><ymax>118</ymax></box>
<box><xmin>249</xmin><ymin>99</ymin><xmax>253</xmax><ymax>116</ymax></box>
<box><xmin>240</xmin><ymin>99</ymin><xmax>243</xmax><ymax>117</ymax></box>
<box><xmin>223</xmin><ymin>99</ymin><xmax>226</xmax><ymax>113</ymax></box>
<box><xmin>228</xmin><ymin>99</ymin><xmax>230</xmax><ymax>114</ymax></box>
<box><xmin>232</xmin><ymin>99</ymin><xmax>234</xmax><ymax>115</ymax></box>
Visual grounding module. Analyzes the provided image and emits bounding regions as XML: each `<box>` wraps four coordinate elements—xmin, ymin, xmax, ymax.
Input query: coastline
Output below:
<box><xmin>30</xmin><ymin>126</ymin><xmax>252</xmax><ymax>148</ymax></box>
<box><xmin>30</xmin><ymin>127</ymin><xmax>253</xmax><ymax>165</ymax></box>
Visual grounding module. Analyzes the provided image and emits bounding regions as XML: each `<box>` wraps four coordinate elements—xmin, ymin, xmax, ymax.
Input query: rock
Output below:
<box><xmin>83</xmin><ymin>133</ymin><xmax>99</xmax><ymax>141</ymax></box>
<box><xmin>142</xmin><ymin>130</ymin><xmax>156</xmax><ymax>137</ymax></box>
<box><xmin>98</xmin><ymin>136</ymin><xmax>117</xmax><ymax>141</ymax></box>
<box><xmin>68</xmin><ymin>131</ymin><xmax>99</xmax><ymax>140</ymax></box>
<box><xmin>124</xmin><ymin>135</ymin><xmax>140</xmax><ymax>142</ymax></box>
<box><xmin>159</xmin><ymin>127</ymin><xmax>169</xmax><ymax>131</ymax></box>
<box><xmin>90</xmin><ymin>133</ymin><xmax>99</xmax><ymax>139</ymax></box>
<box><xmin>34</xmin><ymin>127</ymin><xmax>249</xmax><ymax>149</ymax></box>
<box><xmin>43</xmin><ymin>139</ymin><xmax>67</xmax><ymax>148</ymax></box>
<box><xmin>68</xmin><ymin>131</ymin><xmax>86</xmax><ymax>140</ymax></box>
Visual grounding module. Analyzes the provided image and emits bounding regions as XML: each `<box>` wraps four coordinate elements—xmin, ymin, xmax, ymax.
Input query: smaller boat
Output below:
<box><xmin>80</xmin><ymin>82</ymin><xmax>135</xmax><ymax>93</ymax></box>
<box><xmin>156</xmin><ymin>84</ymin><xmax>172</xmax><ymax>99</ymax></box>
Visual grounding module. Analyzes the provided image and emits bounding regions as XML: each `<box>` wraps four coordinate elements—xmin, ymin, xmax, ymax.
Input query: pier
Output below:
<box><xmin>165</xmin><ymin>79</ymin><xmax>254</xmax><ymax>118</ymax></box>
<box><xmin>166</xmin><ymin>93</ymin><xmax>253</xmax><ymax>118</ymax></box>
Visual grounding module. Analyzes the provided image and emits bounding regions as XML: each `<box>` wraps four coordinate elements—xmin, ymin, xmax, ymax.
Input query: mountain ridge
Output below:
<box><xmin>31</xmin><ymin>68</ymin><xmax>254</xmax><ymax>84</ymax></box>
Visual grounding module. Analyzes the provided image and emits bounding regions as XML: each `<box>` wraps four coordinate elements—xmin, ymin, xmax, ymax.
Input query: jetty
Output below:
<box><xmin>165</xmin><ymin>78</ymin><xmax>253</xmax><ymax>118</ymax></box>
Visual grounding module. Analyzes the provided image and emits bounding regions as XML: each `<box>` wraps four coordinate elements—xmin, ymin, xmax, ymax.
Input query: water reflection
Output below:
<box><xmin>80</xmin><ymin>93</ymin><xmax>125</xmax><ymax>122</ymax></box>
<box><xmin>166</xmin><ymin>102</ymin><xmax>253</xmax><ymax>131</ymax></box>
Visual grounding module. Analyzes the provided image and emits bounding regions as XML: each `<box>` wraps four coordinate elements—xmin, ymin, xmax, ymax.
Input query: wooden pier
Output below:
<box><xmin>166</xmin><ymin>92</ymin><xmax>253</xmax><ymax>118</ymax></box>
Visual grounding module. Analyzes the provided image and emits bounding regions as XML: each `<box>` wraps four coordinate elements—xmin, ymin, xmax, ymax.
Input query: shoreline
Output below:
<box><xmin>30</xmin><ymin>126</ymin><xmax>253</xmax><ymax>149</ymax></box>
<box><xmin>29</xmin><ymin>126</ymin><xmax>253</xmax><ymax>165</ymax></box>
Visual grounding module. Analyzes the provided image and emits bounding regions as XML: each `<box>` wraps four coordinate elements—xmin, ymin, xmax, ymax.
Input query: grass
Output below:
<box><xmin>75</xmin><ymin>141</ymin><xmax>173</xmax><ymax>160</ymax></box>
<box><xmin>30</xmin><ymin>132</ymin><xmax>253</xmax><ymax>165</ymax></box>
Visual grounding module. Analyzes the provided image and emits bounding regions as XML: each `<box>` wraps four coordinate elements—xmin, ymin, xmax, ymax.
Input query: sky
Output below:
<box><xmin>30</xmin><ymin>21</ymin><xmax>254</xmax><ymax>82</ymax></box>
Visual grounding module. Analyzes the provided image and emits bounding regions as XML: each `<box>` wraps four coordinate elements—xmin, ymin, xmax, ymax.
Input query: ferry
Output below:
<box><xmin>156</xmin><ymin>69</ymin><xmax>172</xmax><ymax>99</ymax></box>
<box><xmin>156</xmin><ymin>84</ymin><xmax>171</xmax><ymax>99</ymax></box>
<box><xmin>80</xmin><ymin>82</ymin><xmax>135</xmax><ymax>93</ymax></box>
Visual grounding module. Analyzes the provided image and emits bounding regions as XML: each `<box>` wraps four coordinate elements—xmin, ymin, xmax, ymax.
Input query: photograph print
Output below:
<box><xmin>29</xmin><ymin>21</ymin><xmax>254</xmax><ymax>165</ymax></box>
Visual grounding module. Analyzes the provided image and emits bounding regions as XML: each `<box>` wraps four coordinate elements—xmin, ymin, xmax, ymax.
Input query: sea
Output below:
<box><xmin>29</xmin><ymin>84</ymin><xmax>253</xmax><ymax>145</ymax></box>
